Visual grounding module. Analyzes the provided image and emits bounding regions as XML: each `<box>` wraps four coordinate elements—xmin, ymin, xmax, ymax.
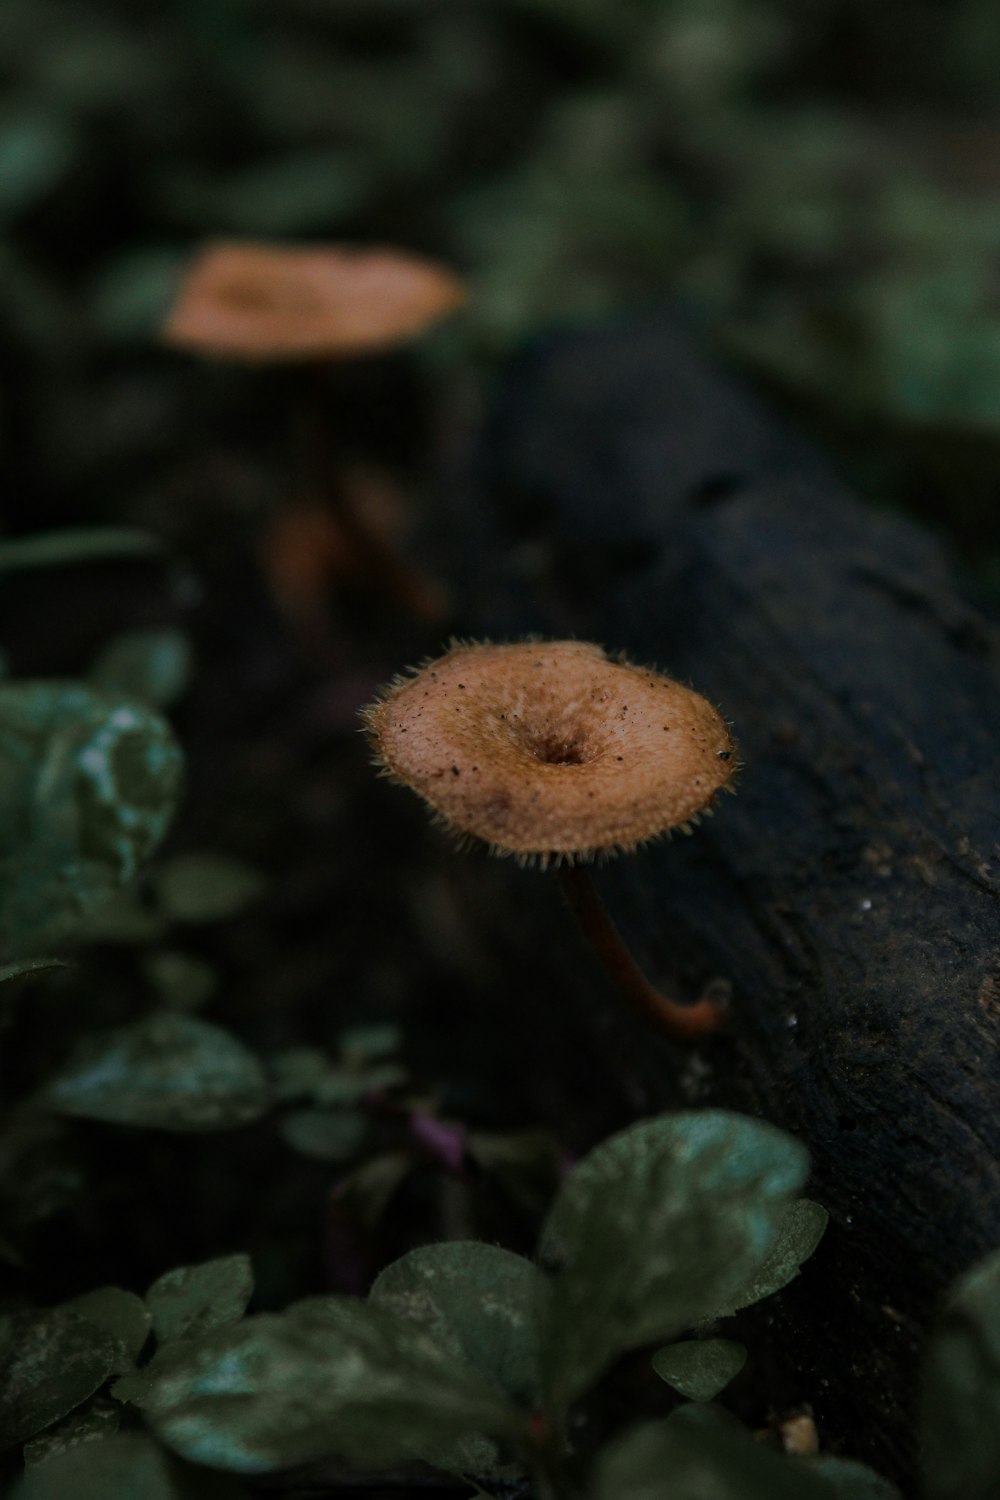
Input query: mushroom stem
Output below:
<box><xmin>557</xmin><ymin>865</ymin><xmax>725</xmax><ymax>1041</ymax></box>
<box><xmin>297</xmin><ymin>372</ymin><xmax>448</xmax><ymax>625</ymax></box>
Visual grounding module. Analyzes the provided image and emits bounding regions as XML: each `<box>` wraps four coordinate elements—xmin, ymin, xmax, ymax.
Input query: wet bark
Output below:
<box><xmin>439</xmin><ymin>313</ymin><xmax>1000</xmax><ymax>1488</ymax></box>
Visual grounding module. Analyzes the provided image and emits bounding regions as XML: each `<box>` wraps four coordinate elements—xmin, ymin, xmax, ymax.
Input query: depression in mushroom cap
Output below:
<box><xmin>363</xmin><ymin>640</ymin><xmax>736</xmax><ymax>862</ymax></box>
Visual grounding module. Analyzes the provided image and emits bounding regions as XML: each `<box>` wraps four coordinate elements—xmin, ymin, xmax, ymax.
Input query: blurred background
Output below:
<box><xmin>4</xmin><ymin>0</ymin><xmax>1000</xmax><ymax>592</ymax></box>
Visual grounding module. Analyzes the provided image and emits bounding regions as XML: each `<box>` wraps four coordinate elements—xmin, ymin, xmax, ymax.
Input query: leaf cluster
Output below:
<box><xmin>28</xmin><ymin>1109</ymin><xmax>856</xmax><ymax>1498</ymax></box>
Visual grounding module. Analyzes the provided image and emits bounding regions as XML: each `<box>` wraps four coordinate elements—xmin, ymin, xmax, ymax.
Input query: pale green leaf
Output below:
<box><xmin>0</xmin><ymin>684</ymin><xmax>182</xmax><ymax>956</ymax></box>
<box><xmin>0</xmin><ymin>111</ymin><xmax>76</xmax><ymax>221</ymax></box>
<box><xmin>539</xmin><ymin>1111</ymin><xmax>808</xmax><ymax>1407</ymax></box>
<box><xmin>700</xmin><ymin>1199</ymin><xmax>829</xmax><ymax>1321</ymax></box>
<box><xmin>22</xmin><ymin>1397</ymin><xmax>120</xmax><ymax>1467</ymax></box>
<box><xmin>90</xmin><ymin>630</ymin><xmax>193</xmax><ymax>710</ymax></box>
<box><xmin>61</xmin><ymin>1288</ymin><xmax>151</xmax><ymax>1370</ymax></box>
<box><xmin>810</xmin><ymin>1456</ymin><xmax>903</xmax><ymax>1499</ymax></box>
<box><xmin>921</xmin><ymin>1246</ymin><xmax>1000</xmax><ymax>1500</ymax></box>
<box><xmin>371</xmin><ymin>1242</ymin><xmax>546</xmax><ymax>1476</ymax></box>
<box><xmin>278</xmin><ymin>1108</ymin><xmax>367</xmax><ymax>1162</ymax></box>
<box><xmin>154</xmin><ymin>854</ymin><xmax>265</xmax><ymax>925</ymax></box>
<box><xmin>147</xmin><ymin>1255</ymin><xmax>254</xmax><ymax>1347</ymax></box>
<box><xmin>43</xmin><ymin>1014</ymin><xmax>270</xmax><ymax>1132</ymax></box>
<box><xmin>590</xmin><ymin>1417</ymin><xmax>841</xmax><ymax>1500</ymax></box>
<box><xmin>0</xmin><ymin>529</ymin><xmax>165</xmax><ymax>572</ymax></box>
<box><xmin>13</xmin><ymin>1431</ymin><xmax>250</xmax><ymax>1499</ymax></box>
<box><xmin>0</xmin><ymin>960</ymin><xmax>68</xmax><ymax>986</ymax></box>
<box><xmin>652</xmin><ymin>1338</ymin><xmax>746</xmax><ymax>1402</ymax></box>
<box><xmin>0</xmin><ymin>1308</ymin><xmax>122</xmax><ymax>1449</ymax></box>
<box><xmin>123</xmin><ymin>1298</ymin><xmax>526</xmax><ymax>1473</ymax></box>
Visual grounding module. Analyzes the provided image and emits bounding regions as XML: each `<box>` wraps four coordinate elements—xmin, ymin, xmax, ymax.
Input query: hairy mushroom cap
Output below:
<box><xmin>363</xmin><ymin>640</ymin><xmax>736</xmax><ymax>865</ymax></box>
<box><xmin>161</xmin><ymin>242</ymin><xmax>467</xmax><ymax>363</ymax></box>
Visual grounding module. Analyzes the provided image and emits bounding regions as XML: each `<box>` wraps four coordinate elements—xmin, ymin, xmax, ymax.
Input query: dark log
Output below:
<box><xmin>439</xmin><ymin>313</ymin><xmax>1000</xmax><ymax>1487</ymax></box>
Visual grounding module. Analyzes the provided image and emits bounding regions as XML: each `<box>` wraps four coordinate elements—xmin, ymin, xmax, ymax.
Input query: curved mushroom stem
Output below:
<box><xmin>557</xmin><ymin>865</ymin><xmax>726</xmax><ymax>1041</ymax></box>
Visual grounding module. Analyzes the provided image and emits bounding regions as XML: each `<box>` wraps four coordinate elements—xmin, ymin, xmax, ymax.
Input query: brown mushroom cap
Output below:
<box><xmin>363</xmin><ymin>640</ymin><xmax>736</xmax><ymax>863</ymax></box>
<box><xmin>161</xmin><ymin>242</ymin><xmax>467</xmax><ymax>363</ymax></box>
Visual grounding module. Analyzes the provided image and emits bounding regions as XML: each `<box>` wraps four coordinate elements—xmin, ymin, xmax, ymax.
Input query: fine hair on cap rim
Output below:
<box><xmin>362</xmin><ymin>639</ymin><xmax>737</xmax><ymax>866</ymax></box>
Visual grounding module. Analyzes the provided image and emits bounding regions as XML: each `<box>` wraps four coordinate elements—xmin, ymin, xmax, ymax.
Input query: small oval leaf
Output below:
<box><xmin>44</xmin><ymin>1014</ymin><xmax>270</xmax><ymax>1132</ymax></box>
<box><xmin>652</xmin><ymin>1338</ymin><xmax>747</xmax><ymax>1402</ymax></box>
<box><xmin>147</xmin><ymin>1255</ymin><xmax>254</xmax><ymax>1347</ymax></box>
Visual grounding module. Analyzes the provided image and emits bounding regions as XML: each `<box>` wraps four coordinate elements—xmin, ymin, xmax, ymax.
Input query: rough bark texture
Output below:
<box><xmin>438</xmin><ymin>314</ymin><xmax>1000</xmax><ymax>1488</ymax></box>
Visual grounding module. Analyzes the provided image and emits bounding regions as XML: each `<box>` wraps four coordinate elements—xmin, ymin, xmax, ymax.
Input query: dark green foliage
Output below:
<box><xmin>371</xmin><ymin>1241</ymin><xmax>546</xmax><ymax>1475</ymax></box>
<box><xmin>651</xmin><ymin>1338</ymin><xmax>747</xmax><ymax>1403</ymax></box>
<box><xmin>921</xmin><ymin>1246</ymin><xmax>1000</xmax><ymax>1500</ymax></box>
<box><xmin>12</xmin><ymin>1432</ymin><xmax>251</xmax><ymax>1500</ymax></box>
<box><xmin>0</xmin><ymin>531</ymin><xmax>165</xmax><ymax>573</ymax></box>
<box><xmin>113</xmin><ymin>1108</ymin><xmax>855</xmax><ymax>1493</ymax></box>
<box><xmin>0</xmin><ymin>684</ymin><xmax>183</xmax><ymax>958</ymax></box>
<box><xmin>146</xmin><ymin>1255</ymin><xmax>254</xmax><ymax>1347</ymax></box>
<box><xmin>21</xmin><ymin>1397</ymin><xmax>121</xmax><ymax>1468</ymax></box>
<box><xmin>61</xmin><ymin>1287</ymin><xmax>152</xmax><ymax>1369</ymax></box>
<box><xmin>89</xmin><ymin>630</ymin><xmax>194</xmax><ymax>711</ymax></box>
<box><xmin>43</xmin><ymin>1014</ymin><xmax>271</xmax><ymax>1131</ymax></box>
<box><xmin>0</xmin><ymin>1307</ymin><xmax>126</xmax><ymax>1449</ymax></box>
<box><xmin>697</xmin><ymin>1198</ymin><xmax>830</xmax><ymax>1322</ymax></box>
<box><xmin>589</xmin><ymin>1417</ymin><xmax>901</xmax><ymax>1500</ymax></box>
<box><xmin>120</xmin><ymin>1298</ymin><xmax>527</xmax><ymax>1474</ymax></box>
<box><xmin>538</xmin><ymin>1112</ymin><xmax>808</xmax><ymax>1408</ymax></box>
<box><xmin>152</xmin><ymin>855</ymin><xmax>265</xmax><ymax>926</ymax></box>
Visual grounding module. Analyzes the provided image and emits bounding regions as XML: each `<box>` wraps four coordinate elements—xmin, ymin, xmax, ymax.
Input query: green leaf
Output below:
<box><xmin>90</xmin><ymin>629</ymin><xmax>193</xmax><ymax>710</ymax></box>
<box><xmin>278</xmin><ymin>1108</ymin><xmax>367</xmax><ymax>1162</ymax></box>
<box><xmin>371</xmin><ymin>1242</ymin><xmax>546</xmax><ymax>1476</ymax></box>
<box><xmin>0</xmin><ymin>684</ymin><xmax>183</xmax><ymax>957</ymax></box>
<box><xmin>43</xmin><ymin>1014</ymin><xmax>270</xmax><ymax>1132</ymax></box>
<box><xmin>206</xmin><ymin>147</ymin><xmax>376</xmax><ymax>234</ymax></box>
<box><xmin>0</xmin><ymin>529</ymin><xmax>165</xmax><ymax>572</ymax></box>
<box><xmin>13</xmin><ymin>1431</ymin><xmax>251</xmax><ymax>1499</ymax></box>
<box><xmin>0</xmin><ymin>111</ymin><xmax>76</xmax><ymax>222</ymax></box>
<box><xmin>142</xmin><ymin>950</ymin><xmax>217</xmax><ymax>1010</ymax></box>
<box><xmin>699</xmin><ymin>1199</ymin><xmax>829</xmax><ymax>1322</ymax></box>
<box><xmin>809</xmin><ymin>1456</ymin><xmax>903</xmax><ymax>1499</ymax></box>
<box><xmin>590</xmin><ymin>1417</ymin><xmax>837</xmax><ymax>1500</ymax></box>
<box><xmin>652</xmin><ymin>1339</ymin><xmax>746</xmax><ymax>1402</ymax></box>
<box><xmin>0</xmin><ymin>1308</ymin><xmax>122</xmax><ymax>1449</ymax></box>
<box><xmin>89</xmin><ymin>247</ymin><xmax>187</xmax><ymax>343</ymax></box>
<box><xmin>147</xmin><ymin>1255</ymin><xmax>254</xmax><ymax>1347</ymax></box>
<box><xmin>22</xmin><ymin>1397</ymin><xmax>120</xmax><ymax>1466</ymax></box>
<box><xmin>921</xmin><ymin>1245</ymin><xmax>1000</xmax><ymax>1500</ymax></box>
<box><xmin>538</xmin><ymin>1111</ymin><xmax>809</xmax><ymax>1407</ymax></box>
<box><xmin>312</xmin><ymin>1061</ymin><xmax>407</xmax><ymax>1107</ymax></box>
<box><xmin>0</xmin><ymin>960</ymin><xmax>68</xmax><ymax>986</ymax></box>
<box><xmin>154</xmin><ymin>854</ymin><xmax>265</xmax><ymax>924</ymax></box>
<box><xmin>123</xmin><ymin>1298</ymin><xmax>527</xmax><ymax>1474</ymax></box>
<box><xmin>339</xmin><ymin>1022</ymin><xmax>403</xmax><ymax>1064</ymax></box>
<box><xmin>61</xmin><ymin>1288</ymin><xmax>151</xmax><ymax>1370</ymax></box>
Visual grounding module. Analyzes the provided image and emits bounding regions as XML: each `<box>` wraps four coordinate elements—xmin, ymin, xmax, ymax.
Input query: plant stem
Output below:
<box><xmin>557</xmin><ymin>865</ymin><xmax>726</xmax><ymax>1041</ymax></box>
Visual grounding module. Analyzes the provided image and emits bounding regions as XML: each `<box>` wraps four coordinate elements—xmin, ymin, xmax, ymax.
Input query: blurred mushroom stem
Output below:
<box><xmin>557</xmin><ymin>865</ymin><xmax>725</xmax><ymax>1041</ymax></box>
<box><xmin>297</xmin><ymin>372</ymin><xmax>449</xmax><ymax>627</ymax></box>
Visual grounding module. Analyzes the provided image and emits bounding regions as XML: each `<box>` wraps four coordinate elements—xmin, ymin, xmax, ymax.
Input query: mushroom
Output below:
<box><xmin>161</xmin><ymin>241</ymin><xmax>467</xmax><ymax>631</ymax></box>
<box><xmin>362</xmin><ymin>639</ymin><xmax>737</xmax><ymax>1040</ymax></box>
<box><xmin>162</xmin><ymin>242</ymin><xmax>467</xmax><ymax>363</ymax></box>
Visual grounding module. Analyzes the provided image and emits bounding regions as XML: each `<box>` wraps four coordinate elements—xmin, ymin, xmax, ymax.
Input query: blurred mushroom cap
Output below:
<box><xmin>363</xmin><ymin>640</ymin><xmax>736</xmax><ymax>864</ymax></box>
<box><xmin>162</xmin><ymin>242</ymin><xmax>467</xmax><ymax>362</ymax></box>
